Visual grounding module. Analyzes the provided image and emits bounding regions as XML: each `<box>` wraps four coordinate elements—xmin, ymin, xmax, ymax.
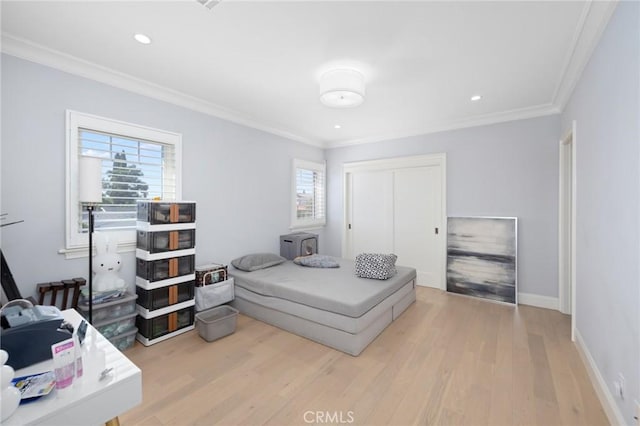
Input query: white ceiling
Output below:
<box><xmin>1</xmin><ymin>1</ymin><xmax>617</xmax><ymax>148</ymax></box>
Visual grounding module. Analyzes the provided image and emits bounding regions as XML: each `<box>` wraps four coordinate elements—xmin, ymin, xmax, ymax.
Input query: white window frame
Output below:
<box><xmin>63</xmin><ymin>110</ymin><xmax>182</xmax><ymax>258</ymax></box>
<box><xmin>291</xmin><ymin>158</ymin><xmax>326</xmax><ymax>230</ymax></box>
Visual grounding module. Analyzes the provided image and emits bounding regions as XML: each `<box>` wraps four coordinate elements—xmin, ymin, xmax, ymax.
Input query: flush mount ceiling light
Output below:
<box><xmin>133</xmin><ymin>33</ymin><xmax>151</xmax><ymax>45</ymax></box>
<box><xmin>470</xmin><ymin>94</ymin><xmax>482</xmax><ymax>101</ymax></box>
<box><xmin>319</xmin><ymin>69</ymin><xmax>365</xmax><ymax>108</ymax></box>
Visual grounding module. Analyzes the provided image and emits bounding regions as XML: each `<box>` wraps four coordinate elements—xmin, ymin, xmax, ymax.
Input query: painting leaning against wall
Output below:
<box><xmin>446</xmin><ymin>217</ymin><xmax>517</xmax><ymax>304</ymax></box>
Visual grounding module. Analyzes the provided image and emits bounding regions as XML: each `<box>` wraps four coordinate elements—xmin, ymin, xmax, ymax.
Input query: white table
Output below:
<box><xmin>4</xmin><ymin>309</ymin><xmax>142</xmax><ymax>426</ymax></box>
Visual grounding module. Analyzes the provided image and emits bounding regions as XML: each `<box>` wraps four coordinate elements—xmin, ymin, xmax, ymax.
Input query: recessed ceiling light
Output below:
<box><xmin>470</xmin><ymin>95</ymin><xmax>482</xmax><ymax>101</ymax></box>
<box><xmin>334</xmin><ymin>124</ymin><xmax>342</xmax><ymax>129</ymax></box>
<box><xmin>134</xmin><ymin>34</ymin><xmax>152</xmax><ymax>45</ymax></box>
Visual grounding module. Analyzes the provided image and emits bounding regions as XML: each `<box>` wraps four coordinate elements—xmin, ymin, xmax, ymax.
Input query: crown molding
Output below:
<box><xmin>551</xmin><ymin>0</ymin><xmax>619</xmax><ymax>110</ymax></box>
<box><xmin>1</xmin><ymin>0</ymin><xmax>618</xmax><ymax>152</ymax></box>
<box><xmin>1</xmin><ymin>33</ymin><xmax>323</xmax><ymax>148</ymax></box>
<box><xmin>325</xmin><ymin>103</ymin><xmax>561</xmax><ymax>149</ymax></box>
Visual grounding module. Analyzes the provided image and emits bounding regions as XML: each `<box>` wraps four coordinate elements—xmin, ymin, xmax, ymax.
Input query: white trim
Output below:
<box><xmin>326</xmin><ymin>104</ymin><xmax>559</xmax><ymax>149</ymax></box>
<box><xmin>65</xmin><ymin>110</ymin><xmax>183</xmax><ymax>254</ymax></box>
<box><xmin>574</xmin><ymin>329</ymin><xmax>626</xmax><ymax>426</ymax></box>
<box><xmin>571</xmin><ymin>122</ymin><xmax>577</xmax><ymax>341</ymax></box>
<box><xmin>517</xmin><ymin>292</ymin><xmax>559</xmax><ymax>311</ymax></box>
<box><xmin>552</xmin><ymin>1</ymin><xmax>619</xmax><ymax>110</ymax></box>
<box><xmin>342</xmin><ymin>153</ymin><xmax>447</xmax><ymax>290</ymax></box>
<box><xmin>1</xmin><ymin>34</ymin><xmax>321</xmax><ymax>148</ymax></box>
<box><xmin>58</xmin><ymin>241</ymin><xmax>135</xmax><ymax>260</ymax></box>
<box><xmin>290</xmin><ymin>158</ymin><xmax>326</xmax><ymax>230</ymax></box>
<box><xmin>558</xmin><ymin>128</ymin><xmax>575</xmax><ymax>316</ymax></box>
<box><xmin>1</xmin><ymin>0</ymin><xmax>615</xmax><ymax>152</ymax></box>
<box><xmin>342</xmin><ymin>153</ymin><xmax>447</xmax><ymax>173</ymax></box>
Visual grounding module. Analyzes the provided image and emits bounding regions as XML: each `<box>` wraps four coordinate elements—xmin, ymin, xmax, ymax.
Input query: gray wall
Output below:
<box><xmin>1</xmin><ymin>54</ymin><xmax>324</xmax><ymax>300</ymax></box>
<box><xmin>324</xmin><ymin>115</ymin><xmax>561</xmax><ymax>298</ymax></box>
<box><xmin>561</xmin><ymin>1</ymin><xmax>639</xmax><ymax>422</ymax></box>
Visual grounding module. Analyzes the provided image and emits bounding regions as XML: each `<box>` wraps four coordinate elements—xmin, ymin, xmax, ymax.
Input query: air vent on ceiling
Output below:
<box><xmin>196</xmin><ymin>0</ymin><xmax>220</xmax><ymax>10</ymax></box>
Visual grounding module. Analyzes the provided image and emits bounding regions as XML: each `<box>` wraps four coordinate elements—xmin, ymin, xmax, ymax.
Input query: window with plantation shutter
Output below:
<box><xmin>65</xmin><ymin>111</ymin><xmax>182</xmax><ymax>257</ymax></box>
<box><xmin>291</xmin><ymin>159</ymin><xmax>326</xmax><ymax>229</ymax></box>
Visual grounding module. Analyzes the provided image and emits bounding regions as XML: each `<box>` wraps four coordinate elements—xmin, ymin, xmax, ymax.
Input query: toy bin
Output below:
<box><xmin>77</xmin><ymin>292</ymin><xmax>138</xmax><ymax>323</ymax></box>
<box><xmin>195</xmin><ymin>305</ymin><xmax>239</xmax><ymax>342</ymax></box>
<box><xmin>108</xmin><ymin>327</ymin><xmax>137</xmax><ymax>351</ymax></box>
<box><xmin>93</xmin><ymin>312</ymin><xmax>137</xmax><ymax>339</ymax></box>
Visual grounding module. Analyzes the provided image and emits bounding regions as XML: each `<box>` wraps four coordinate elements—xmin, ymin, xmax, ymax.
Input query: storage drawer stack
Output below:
<box><xmin>77</xmin><ymin>292</ymin><xmax>139</xmax><ymax>351</ymax></box>
<box><xmin>135</xmin><ymin>201</ymin><xmax>196</xmax><ymax>346</ymax></box>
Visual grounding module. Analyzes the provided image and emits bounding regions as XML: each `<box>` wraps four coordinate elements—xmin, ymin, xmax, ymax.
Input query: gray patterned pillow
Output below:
<box><xmin>355</xmin><ymin>253</ymin><xmax>397</xmax><ymax>280</ymax></box>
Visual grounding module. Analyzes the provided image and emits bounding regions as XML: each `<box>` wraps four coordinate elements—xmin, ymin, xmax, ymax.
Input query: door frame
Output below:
<box><xmin>342</xmin><ymin>153</ymin><xmax>447</xmax><ymax>290</ymax></box>
<box><xmin>558</xmin><ymin>121</ymin><xmax>577</xmax><ymax>341</ymax></box>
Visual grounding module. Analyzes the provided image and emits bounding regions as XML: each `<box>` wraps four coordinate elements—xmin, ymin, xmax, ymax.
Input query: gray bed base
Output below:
<box><xmin>231</xmin><ymin>279</ymin><xmax>416</xmax><ymax>356</ymax></box>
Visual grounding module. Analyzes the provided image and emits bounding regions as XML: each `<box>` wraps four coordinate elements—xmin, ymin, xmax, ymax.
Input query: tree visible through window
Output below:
<box><xmin>105</xmin><ymin>151</ymin><xmax>149</xmax><ymax>204</ymax></box>
<box><xmin>78</xmin><ymin>129</ymin><xmax>177</xmax><ymax>233</ymax></box>
<box><xmin>66</xmin><ymin>110</ymin><xmax>182</xmax><ymax>254</ymax></box>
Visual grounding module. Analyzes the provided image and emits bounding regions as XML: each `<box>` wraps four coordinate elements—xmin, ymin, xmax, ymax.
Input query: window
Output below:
<box><xmin>291</xmin><ymin>159</ymin><xmax>326</xmax><ymax>229</ymax></box>
<box><xmin>65</xmin><ymin>111</ymin><xmax>182</xmax><ymax>257</ymax></box>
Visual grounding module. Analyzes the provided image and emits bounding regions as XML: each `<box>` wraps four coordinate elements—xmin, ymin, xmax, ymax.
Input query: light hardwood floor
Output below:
<box><xmin>119</xmin><ymin>287</ymin><xmax>608</xmax><ymax>426</ymax></box>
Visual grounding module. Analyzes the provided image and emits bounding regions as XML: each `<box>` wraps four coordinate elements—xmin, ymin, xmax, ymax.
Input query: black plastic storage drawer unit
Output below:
<box><xmin>137</xmin><ymin>281</ymin><xmax>195</xmax><ymax>311</ymax></box>
<box><xmin>136</xmin><ymin>255</ymin><xmax>195</xmax><ymax>282</ymax></box>
<box><xmin>136</xmin><ymin>306</ymin><xmax>195</xmax><ymax>340</ymax></box>
<box><xmin>137</xmin><ymin>201</ymin><xmax>196</xmax><ymax>225</ymax></box>
<box><xmin>137</xmin><ymin>229</ymin><xmax>195</xmax><ymax>253</ymax></box>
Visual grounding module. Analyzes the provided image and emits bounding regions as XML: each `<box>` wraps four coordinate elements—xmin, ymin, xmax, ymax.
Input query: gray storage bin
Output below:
<box><xmin>195</xmin><ymin>305</ymin><xmax>238</xmax><ymax>342</ymax></box>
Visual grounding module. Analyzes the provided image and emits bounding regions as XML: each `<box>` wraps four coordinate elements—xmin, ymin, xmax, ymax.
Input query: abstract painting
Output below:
<box><xmin>447</xmin><ymin>217</ymin><xmax>517</xmax><ymax>304</ymax></box>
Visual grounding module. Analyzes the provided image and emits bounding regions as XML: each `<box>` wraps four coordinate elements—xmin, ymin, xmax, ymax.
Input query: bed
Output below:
<box><xmin>229</xmin><ymin>257</ymin><xmax>416</xmax><ymax>356</ymax></box>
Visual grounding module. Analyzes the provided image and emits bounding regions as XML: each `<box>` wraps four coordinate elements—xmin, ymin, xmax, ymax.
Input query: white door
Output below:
<box><xmin>344</xmin><ymin>154</ymin><xmax>446</xmax><ymax>289</ymax></box>
<box><xmin>347</xmin><ymin>170</ymin><xmax>394</xmax><ymax>256</ymax></box>
<box><xmin>394</xmin><ymin>166</ymin><xmax>442</xmax><ymax>287</ymax></box>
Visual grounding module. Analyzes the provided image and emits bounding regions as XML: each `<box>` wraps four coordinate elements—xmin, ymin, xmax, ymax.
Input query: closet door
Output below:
<box><xmin>347</xmin><ymin>170</ymin><xmax>394</xmax><ymax>256</ymax></box>
<box><xmin>393</xmin><ymin>166</ymin><xmax>442</xmax><ymax>287</ymax></box>
<box><xmin>344</xmin><ymin>154</ymin><xmax>446</xmax><ymax>289</ymax></box>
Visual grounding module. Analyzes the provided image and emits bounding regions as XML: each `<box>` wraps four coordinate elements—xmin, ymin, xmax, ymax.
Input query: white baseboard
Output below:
<box><xmin>574</xmin><ymin>330</ymin><xmax>626</xmax><ymax>426</ymax></box>
<box><xmin>517</xmin><ymin>292</ymin><xmax>559</xmax><ymax>310</ymax></box>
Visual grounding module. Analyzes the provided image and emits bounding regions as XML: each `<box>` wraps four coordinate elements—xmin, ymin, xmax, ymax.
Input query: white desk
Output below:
<box><xmin>4</xmin><ymin>309</ymin><xmax>142</xmax><ymax>426</ymax></box>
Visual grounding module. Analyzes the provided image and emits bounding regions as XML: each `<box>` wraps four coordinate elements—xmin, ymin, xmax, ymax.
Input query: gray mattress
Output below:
<box><xmin>229</xmin><ymin>258</ymin><xmax>417</xmax><ymax>355</ymax></box>
<box><xmin>230</xmin><ymin>258</ymin><xmax>416</xmax><ymax>318</ymax></box>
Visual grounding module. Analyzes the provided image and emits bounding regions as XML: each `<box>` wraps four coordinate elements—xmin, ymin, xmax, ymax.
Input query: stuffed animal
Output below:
<box><xmin>93</xmin><ymin>232</ymin><xmax>126</xmax><ymax>293</ymax></box>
